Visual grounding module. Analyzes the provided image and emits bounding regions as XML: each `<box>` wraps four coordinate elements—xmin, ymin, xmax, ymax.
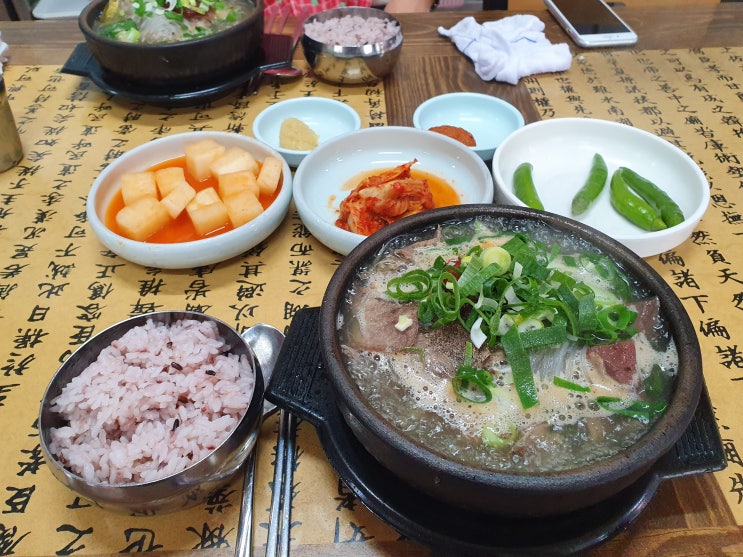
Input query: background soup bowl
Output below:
<box><xmin>292</xmin><ymin>126</ymin><xmax>494</xmax><ymax>256</ymax></box>
<box><xmin>38</xmin><ymin>311</ymin><xmax>264</xmax><ymax>514</ymax></box>
<box><xmin>318</xmin><ymin>204</ymin><xmax>703</xmax><ymax>517</ymax></box>
<box><xmin>79</xmin><ymin>0</ymin><xmax>264</xmax><ymax>88</ymax></box>
<box><xmin>86</xmin><ymin>131</ymin><xmax>293</xmax><ymax>269</ymax></box>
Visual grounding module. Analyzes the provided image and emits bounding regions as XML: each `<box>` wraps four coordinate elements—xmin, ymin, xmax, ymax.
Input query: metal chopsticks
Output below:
<box><xmin>265</xmin><ymin>408</ymin><xmax>298</xmax><ymax>557</ymax></box>
<box><xmin>234</xmin><ymin>449</ymin><xmax>257</xmax><ymax>557</ymax></box>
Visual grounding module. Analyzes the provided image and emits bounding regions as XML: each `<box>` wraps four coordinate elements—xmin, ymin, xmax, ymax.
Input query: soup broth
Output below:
<box><xmin>339</xmin><ymin>217</ymin><xmax>678</xmax><ymax>474</ymax></box>
<box><xmin>95</xmin><ymin>0</ymin><xmax>256</xmax><ymax>44</ymax></box>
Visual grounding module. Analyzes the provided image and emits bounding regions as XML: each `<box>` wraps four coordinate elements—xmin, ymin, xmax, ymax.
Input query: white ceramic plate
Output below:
<box><xmin>293</xmin><ymin>126</ymin><xmax>495</xmax><ymax>256</ymax></box>
<box><xmin>413</xmin><ymin>92</ymin><xmax>525</xmax><ymax>161</ymax></box>
<box><xmin>491</xmin><ymin>118</ymin><xmax>709</xmax><ymax>258</ymax></box>
<box><xmin>86</xmin><ymin>131</ymin><xmax>293</xmax><ymax>269</ymax></box>
<box><xmin>252</xmin><ymin>97</ymin><xmax>362</xmax><ymax>167</ymax></box>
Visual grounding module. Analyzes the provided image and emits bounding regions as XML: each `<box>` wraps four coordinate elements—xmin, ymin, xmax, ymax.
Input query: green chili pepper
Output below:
<box><xmin>610</xmin><ymin>170</ymin><xmax>667</xmax><ymax>231</ymax></box>
<box><xmin>571</xmin><ymin>153</ymin><xmax>609</xmax><ymax>216</ymax></box>
<box><xmin>512</xmin><ymin>162</ymin><xmax>545</xmax><ymax>210</ymax></box>
<box><xmin>617</xmin><ymin>167</ymin><xmax>685</xmax><ymax>228</ymax></box>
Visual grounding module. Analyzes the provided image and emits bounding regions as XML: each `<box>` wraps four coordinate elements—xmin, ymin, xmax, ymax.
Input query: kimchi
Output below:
<box><xmin>336</xmin><ymin>160</ymin><xmax>435</xmax><ymax>236</ymax></box>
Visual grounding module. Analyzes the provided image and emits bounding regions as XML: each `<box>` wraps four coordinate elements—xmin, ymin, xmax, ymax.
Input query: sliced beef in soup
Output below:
<box><xmin>351</xmin><ymin>290</ymin><xmax>418</xmax><ymax>351</ymax></box>
<box><xmin>631</xmin><ymin>297</ymin><xmax>671</xmax><ymax>351</ymax></box>
<box><xmin>587</xmin><ymin>340</ymin><xmax>637</xmax><ymax>385</ymax></box>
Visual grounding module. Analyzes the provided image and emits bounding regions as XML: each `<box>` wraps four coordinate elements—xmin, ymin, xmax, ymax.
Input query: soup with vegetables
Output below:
<box><xmin>95</xmin><ymin>0</ymin><xmax>256</xmax><ymax>44</ymax></box>
<box><xmin>339</xmin><ymin>217</ymin><xmax>677</xmax><ymax>473</ymax></box>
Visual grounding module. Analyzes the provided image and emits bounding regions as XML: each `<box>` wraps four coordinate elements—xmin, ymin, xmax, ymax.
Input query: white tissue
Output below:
<box><xmin>439</xmin><ymin>15</ymin><xmax>572</xmax><ymax>85</ymax></box>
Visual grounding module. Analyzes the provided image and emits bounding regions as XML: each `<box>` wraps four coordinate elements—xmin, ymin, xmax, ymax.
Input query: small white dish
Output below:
<box><xmin>293</xmin><ymin>126</ymin><xmax>494</xmax><ymax>256</ymax></box>
<box><xmin>413</xmin><ymin>92</ymin><xmax>525</xmax><ymax>161</ymax></box>
<box><xmin>491</xmin><ymin>118</ymin><xmax>709</xmax><ymax>258</ymax></box>
<box><xmin>252</xmin><ymin>97</ymin><xmax>362</xmax><ymax>167</ymax></box>
<box><xmin>86</xmin><ymin>131</ymin><xmax>293</xmax><ymax>269</ymax></box>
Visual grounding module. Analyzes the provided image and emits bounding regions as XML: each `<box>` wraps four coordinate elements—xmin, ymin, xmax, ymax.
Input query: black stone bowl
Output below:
<box><xmin>79</xmin><ymin>0</ymin><xmax>264</xmax><ymax>90</ymax></box>
<box><xmin>319</xmin><ymin>204</ymin><xmax>703</xmax><ymax>517</ymax></box>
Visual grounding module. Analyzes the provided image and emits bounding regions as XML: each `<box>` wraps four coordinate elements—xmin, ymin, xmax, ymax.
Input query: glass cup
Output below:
<box><xmin>0</xmin><ymin>76</ymin><xmax>23</xmax><ymax>173</ymax></box>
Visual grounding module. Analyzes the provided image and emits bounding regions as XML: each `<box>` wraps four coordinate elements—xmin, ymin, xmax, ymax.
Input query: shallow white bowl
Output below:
<box><xmin>491</xmin><ymin>118</ymin><xmax>709</xmax><ymax>258</ymax></box>
<box><xmin>293</xmin><ymin>126</ymin><xmax>494</xmax><ymax>256</ymax></box>
<box><xmin>87</xmin><ymin>131</ymin><xmax>293</xmax><ymax>269</ymax></box>
<box><xmin>413</xmin><ymin>92</ymin><xmax>525</xmax><ymax>161</ymax></box>
<box><xmin>252</xmin><ymin>97</ymin><xmax>362</xmax><ymax>167</ymax></box>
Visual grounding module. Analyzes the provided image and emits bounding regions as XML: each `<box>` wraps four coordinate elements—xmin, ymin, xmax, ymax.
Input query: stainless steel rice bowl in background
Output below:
<box><xmin>38</xmin><ymin>311</ymin><xmax>264</xmax><ymax>514</ymax></box>
<box><xmin>301</xmin><ymin>7</ymin><xmax>403</xmax><ymax>85</ymax></box>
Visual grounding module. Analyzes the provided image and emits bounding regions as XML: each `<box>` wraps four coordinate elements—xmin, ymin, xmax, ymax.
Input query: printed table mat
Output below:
<box><xmin>528</xmin><ymin>46</ymin><xmax>743</xmax><ymax>524</ymax></box>
<box><xmin>0</xmin><ymin>63</ymin><xmax>399</xmax><ymax>555</ymax></box>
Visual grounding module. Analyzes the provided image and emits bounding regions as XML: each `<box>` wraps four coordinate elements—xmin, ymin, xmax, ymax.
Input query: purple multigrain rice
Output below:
<box><xmin>48</xmin><ymin>318</ymin><xmax>255</xmax><ymax>485</ymax></box>
<box><xmin>304</xmin><ymin>15</ymin><xmax>400</xmax><ymax>47</ymax></box>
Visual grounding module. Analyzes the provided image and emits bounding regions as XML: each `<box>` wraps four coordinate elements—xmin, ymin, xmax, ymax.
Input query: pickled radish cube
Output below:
<box><xmin>155</xmin><ymin>167</ymin><xmax>187</xmax><ymax>197</ymax></box>
<box><xmin>115</xmin><ymin>196</ymin><xmax>170</xmax><ymax>241</ymax></box>
<box><xmin>218</xmin><ymin>170</ymin><xmax>260</xmax><ymax>198</ymax></box>
<box><xmin>224</xmin><ymin>189</ymin><xmax>264</xmax><ymax>228</ymax></box>
<box><xmin>161</xmin><ymin>182</ymin><xmax>196</xmax><ymax>219</ymax></box>
<box><xmin>120</xmin><ymin>172</ymin><xmax>157</xmax><ymax>206</ymax></box>
<box><xmin>209</xmin><ymin>147</ymin><xmax>259</xmax><ymax>177</ymax></box>
<box><xmin>186</xmin><ymin>187</ymin><xmax>229</xmax><ymax>235</ymax></box>
<box><xmin>256</xmin><ymin>156</ymin><xmax>282</xmax><ymax>196</ymax></box>
<box><xmin>185</xmin><ymin>139</ymin><xmax>226</xmax><ymax>182</ymax></box>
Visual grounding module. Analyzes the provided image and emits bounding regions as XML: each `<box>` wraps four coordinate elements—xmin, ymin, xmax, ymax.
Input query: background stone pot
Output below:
<box><xmin>79</xmin><ymin>0</ymin><xmax>264</xmax><ymax>89</ymax></box>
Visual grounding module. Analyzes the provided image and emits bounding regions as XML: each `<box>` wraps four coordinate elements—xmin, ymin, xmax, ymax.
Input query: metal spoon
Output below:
<box><xmin>263</xmin><ymin>65</ymin><xmax>303</xmax><ymax>79</ymax></box>
<box><xmin>234</xmin><ymin>323</ymin><xmax>285</xmax><ymax>557</ymax></box>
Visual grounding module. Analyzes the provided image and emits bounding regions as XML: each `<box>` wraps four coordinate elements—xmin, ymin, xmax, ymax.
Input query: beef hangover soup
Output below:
<box><xmin>94</xmin><ymin>0</ymin><xmax>256</xmax><ymax>44</ymax></box>
<box><xmin>339</xmin><ymin>217</ymin><xmax>678</xmax><ymax>474</ymax></box>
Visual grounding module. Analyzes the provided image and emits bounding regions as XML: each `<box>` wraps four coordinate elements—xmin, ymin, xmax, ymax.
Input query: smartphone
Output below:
<box><xmin>544</xmin><ymin>0</ymin><xmax>638</xmax><ymax>48</ymax></box>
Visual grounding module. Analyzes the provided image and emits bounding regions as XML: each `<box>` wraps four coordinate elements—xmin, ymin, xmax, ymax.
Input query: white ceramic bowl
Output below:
<box><xmin>491</xmin><ymin>118</ymin><xmax>709</xmax><ymax>258</ymax></box>
<box><xmin>293</xmin><ymin>126</ymin><xmax>494</xmax><ymax>255</ymax></box>
<box><xmin>87</xmin><ymin>131</ymin><xmax>293</xmax><ymax>269</ymax></box>
<box><xmin>252</xmin><ymin>97</ymin><xmax>362</xmax><ymax>167</ymax></box>
<box><xmin>413</xmin><ymin>92</ymin><xmax>525</xmax><ymax>161</ymax></box>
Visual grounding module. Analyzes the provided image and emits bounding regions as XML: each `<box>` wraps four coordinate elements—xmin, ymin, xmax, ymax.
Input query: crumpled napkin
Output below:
<box><xmin>439</xmin><ymin>15</ymin><xmax>572</xmax><ymax>85</ymax></box>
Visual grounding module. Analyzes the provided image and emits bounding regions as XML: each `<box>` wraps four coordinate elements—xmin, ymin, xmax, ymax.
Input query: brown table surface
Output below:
<box><xmin>2</xmin><ymin>4</ymin><xmax>743</xmax><ymax>556</ymax></box>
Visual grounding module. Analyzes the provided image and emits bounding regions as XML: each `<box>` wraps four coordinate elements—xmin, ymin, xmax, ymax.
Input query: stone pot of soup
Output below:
<box><xmin>79</xmin><ymin>0</ymin><xmax>264</xmax><ymax>89</ymax></box>
<box><xmin>316</xmin><ymin>204</ymin><xmax>703</xmax><ymax>517</ymax></box>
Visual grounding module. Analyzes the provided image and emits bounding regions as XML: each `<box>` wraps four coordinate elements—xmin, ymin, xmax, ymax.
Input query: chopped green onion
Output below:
<box><xmin>452</xmin><ymin>342</ymin><xmax>494</xmax><ymax>403</ymax></box>
<box><xmin>386</xmin><ymin>270</ymin><xmax>432</xmax><ymax>301</ymax></box>
<box><xmin>501</xmin><ymin>327</ymin><xmax>539</xmax><ymax>409</ymax></box>
<box><xmin>596</xmin><ymin>396</ymin><xmax>667</xmax><ymax>424</ymax></box>
<box><xmin>482</xmin><ymin>423</ymin><xmax>519</xmax><ymax>448</ymax></box>
<box><xmin>553</xmin><ymin>376</ymin><xmax>591</xmax><ymax>392</ymax></box>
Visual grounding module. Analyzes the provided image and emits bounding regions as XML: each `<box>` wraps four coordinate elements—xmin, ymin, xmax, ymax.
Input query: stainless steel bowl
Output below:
<box><xmin>301</xmin><ymin>7</ymin><xmax>403</xmax><ymax>85</ymax></box>
<box><xmin>39</xmin><ymin>311</ymin><xmax>264</xmax><ymax>514</ymax></box>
